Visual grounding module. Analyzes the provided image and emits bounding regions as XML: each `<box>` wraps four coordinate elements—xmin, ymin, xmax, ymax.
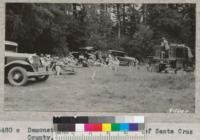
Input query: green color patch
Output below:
<box><xmin>111</xmin><ymin>123</ymin><xmax>120</xmax><ymax>131</ymax></box>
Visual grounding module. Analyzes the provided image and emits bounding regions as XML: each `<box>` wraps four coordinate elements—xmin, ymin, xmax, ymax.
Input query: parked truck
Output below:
<box><xmin>148</xmin><ymin>43</ymin><xmax>194</xmax><ymax>73</ymax></box>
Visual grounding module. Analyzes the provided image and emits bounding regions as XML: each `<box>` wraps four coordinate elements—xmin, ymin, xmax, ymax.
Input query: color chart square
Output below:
<box><xmin>93</xmin><ymin>124</ymin><xmax>102</xmax><ymax>131</ymax></box>
<box><xmin>111</xmin><ymin>123</ymin><xmax>120</xmax><ymax>131</ymax></box>
<box><xmin>102</xmin><ymin>123</ymin><xmax>111</xmax><ymax>132</ymax></box>
<box><xmin>129</xmin><ymin>123</ymin><xmax>138</xmax><ymax>131</ymax></box>
<box><xmin>75</xmin><ymin>124</ymin><xmax>84</xmax><ymax>132</ymax></box>
<box><xmin>115</xmin><ymin>116</ymin><xmax>125</xmax><ymax>123</ymax></box>
<box><xmin>85</xmin><ymin>124</ymin><xmax>93</xmax><ymax>131</ymax></box>
<box><xmin>138</xmin><ymin>123</ymin><xmax>145</xmax><ymax>130</ymax></box>
<box><xmin>124</xmin><ymin>116</ymin><xmax>134</xmax><ymax>123</ymax></box>
<box><xmin>120</xmin><ymin>123</ymin><xmax>129</xmax><ymax>131</ymax></box>
<box><xmin>134</xmin><ymin>116</ymin><xmax>144</xmax><ymax>123</ymax></box>
<box><xmin>65</xmin><ymin>124</ymin><xmax>75</xmax><ymax>131</ymax></box>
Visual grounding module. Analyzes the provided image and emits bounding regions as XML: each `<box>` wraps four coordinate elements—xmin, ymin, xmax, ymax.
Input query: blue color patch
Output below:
<box><xmin>120</xmin><ymin>123</ymin><xmax>129</xmax><ymax>131</ymax></box>
<box><xmin>129</xmin><ymin>123</ymin><xmax>138</xmax><ymax>131</ymax></box>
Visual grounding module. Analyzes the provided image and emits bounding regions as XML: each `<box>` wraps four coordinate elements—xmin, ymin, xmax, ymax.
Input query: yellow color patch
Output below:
<box><xmin>102</xmin><ymin>123</ymin><xmax>111</xmax><ymax>132</ymax></box>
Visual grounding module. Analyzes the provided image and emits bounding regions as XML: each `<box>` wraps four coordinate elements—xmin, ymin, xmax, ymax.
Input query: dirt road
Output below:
<box><xmin>4</xmin><ymin>66</ymin><xmax>195</xmax><ymax>113</ymax></box>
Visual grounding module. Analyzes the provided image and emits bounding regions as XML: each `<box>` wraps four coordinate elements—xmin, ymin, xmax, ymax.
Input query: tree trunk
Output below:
<box><xmin>116</xmin><ymin>4</ymin><xmax>121</xmax><ymax>39</ymax></box>
<box><xmin>72</xmin><ymin>3</ymin><xmax>77</xmax><ymax>18</ymax></box>
<box><xmin>122</xmin><ymin>4</ymin><xmax>126</xmax><ymax>34</ymax></box>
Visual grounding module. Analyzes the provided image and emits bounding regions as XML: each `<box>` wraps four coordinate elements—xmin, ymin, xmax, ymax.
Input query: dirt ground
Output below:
<box><xmin>4</xmin><ymin>66</ymin><xmax>195</xmax><ymax>113</ymax></box>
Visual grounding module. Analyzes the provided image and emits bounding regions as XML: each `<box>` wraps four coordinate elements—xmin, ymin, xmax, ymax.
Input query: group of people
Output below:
<box><xmin>39</xmin><ymin>37</ymin><xmax>172</xmax><ymax>76</ymax></box>
<box><xmin>39</xmin><ymin>50</ymin><xmax>140</xmax><ymax>76</ymax></box>
<box><xmin>76</xmin><ymin>51</ymin><xmax>121</xmax><ymax>70</ymax></box>
<box><xmin>40</xmin><ymin>54</ymin><xmax>76</xmax><ymax>76</ymax></box>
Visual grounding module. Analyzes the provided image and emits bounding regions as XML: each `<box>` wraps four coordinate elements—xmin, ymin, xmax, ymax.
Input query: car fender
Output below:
<box><xmin>4</xmin><ymin>60</ymin><xmax>35</xmax><ymax>74</ymax></box>
<box><xmin>5</xmin><ymin>60</ymin><xmax>31</xmax><ymax>68</ymax></box>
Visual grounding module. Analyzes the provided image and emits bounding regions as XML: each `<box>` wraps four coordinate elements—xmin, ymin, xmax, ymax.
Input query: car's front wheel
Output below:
<box><xmin>35</xmin><ymin>75</ymin><xmax>49</xmax><ymax>81</ymax></box>
<box><xmin>8</xmin><ymin>66</ymin><xmax>28</xmax><ymax>86</ymax></box>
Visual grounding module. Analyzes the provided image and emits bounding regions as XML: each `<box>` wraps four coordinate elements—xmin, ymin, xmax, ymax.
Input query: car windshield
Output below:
<box><xmin>5</xmin><ymin>44</ymin><xmax>18</xmax><ymax>52</ymax></box>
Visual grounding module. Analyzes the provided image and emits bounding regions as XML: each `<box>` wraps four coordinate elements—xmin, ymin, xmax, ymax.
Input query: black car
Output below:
<box><xmin>5</xmin><ymin>41</ymin><xmax>49</xmax><ymax>86</ymax></box>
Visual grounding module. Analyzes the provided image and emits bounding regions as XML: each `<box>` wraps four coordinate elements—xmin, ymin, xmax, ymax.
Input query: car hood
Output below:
<box><xmin>5</xmin><ymin>51</ymin><xmax>37</xmax><ymax>58</ymax></box>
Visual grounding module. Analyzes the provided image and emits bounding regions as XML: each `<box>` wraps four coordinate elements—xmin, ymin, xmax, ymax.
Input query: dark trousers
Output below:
<box><xmin>165</xmin><ymin>50</ymin><xmax>169</xmax><ymax>58</ymax></box>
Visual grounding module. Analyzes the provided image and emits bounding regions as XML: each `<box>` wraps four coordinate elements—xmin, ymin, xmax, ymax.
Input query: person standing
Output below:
<box><xmin>55</xmin><ymin>58</ymin><xmax>63</xmax><ymax>76</ymax></box>
<box><xmin>113</xmin><ymin>56</ymin><xmax>120</xmax><ymax>71</ymax></box>
<box><xmin>79</xmin><ymin>53</ymin><xmax>84</xmax><ymax>66</ymax></box>
<box><xmin>161</xmin><ymin>37</ymin><xmax>170</xmax><ymax>58</ymax></box>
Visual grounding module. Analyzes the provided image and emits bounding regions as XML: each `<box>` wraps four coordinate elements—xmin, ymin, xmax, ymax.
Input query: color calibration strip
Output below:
<box><xmin>53</xmin><ymin>116</ymin><xmax>145</xmax><ymax>140</ymax></box>
<box><xmin>53</xmin><ymin>116</ymin><xmax>145</xmax><ymax>132</ymax></box>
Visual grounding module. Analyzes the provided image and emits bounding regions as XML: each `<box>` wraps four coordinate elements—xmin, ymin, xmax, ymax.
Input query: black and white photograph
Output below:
<box><xmin>4</xmin><ymin>3</ymin><xmax>196</xmax><ymax>113</ymax></box>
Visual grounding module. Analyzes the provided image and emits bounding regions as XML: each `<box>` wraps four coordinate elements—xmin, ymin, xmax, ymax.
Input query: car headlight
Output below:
<box><xmin>28</xmin><ymin>56</ymin><xmax>34</xmax><ymax>64</ymax></box>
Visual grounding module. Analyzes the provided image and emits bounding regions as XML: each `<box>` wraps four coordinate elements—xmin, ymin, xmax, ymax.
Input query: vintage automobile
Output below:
<box><xmin>71</xmin><ymin>47</ymin><xmax>95</xmax><ymax>59</ymax></box>
<box><xmin>108</xmin><ymin>50</ymin><xmax>138</xmax><ymax>66</ymax></box>
<box><xmin>5</xmin><ymin>41</ymin><xmax>49</xmax><ymax>86</ymax></box>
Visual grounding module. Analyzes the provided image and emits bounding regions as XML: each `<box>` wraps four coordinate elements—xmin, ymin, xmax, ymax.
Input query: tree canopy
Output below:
<box><xmin>6</xmin><ymin>3</ymin><xmax>196</xmax><ymax>60</ymax></box>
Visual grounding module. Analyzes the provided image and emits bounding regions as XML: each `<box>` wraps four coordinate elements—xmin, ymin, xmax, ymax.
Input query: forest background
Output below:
<box><xmin>6</xmin><ymin>3</ymin><xmax>196</xmax><ymax>61</ymax></box>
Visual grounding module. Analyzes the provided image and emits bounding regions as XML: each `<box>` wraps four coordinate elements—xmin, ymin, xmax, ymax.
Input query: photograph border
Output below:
<box><xmin>0</xmin><ymin>0</ymin><xmax>199</xmax><ymax>123</ymax></box>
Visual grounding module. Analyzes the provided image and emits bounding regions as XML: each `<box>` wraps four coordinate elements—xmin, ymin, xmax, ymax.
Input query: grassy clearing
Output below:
<box><xmin>4</xmin><ymin>66</ymin><xmax>195</xmax><ymax>113</ymax></box>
